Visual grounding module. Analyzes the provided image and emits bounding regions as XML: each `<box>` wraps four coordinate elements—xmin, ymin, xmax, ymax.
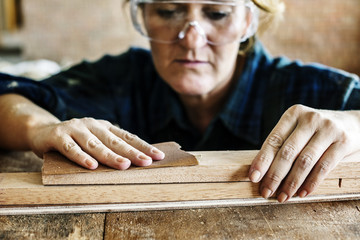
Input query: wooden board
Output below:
<box><xmin>2</xmin><ymin>150</ymin><xmax>360</xmax><ymax>215</ymax></box>
<box><xmin>41</xmin><ymin>149</ymin><xmax>360</xmax><ymax>185</ymax></box>
<box><xmin>1</xmin><ymin>172</ymin><xmax>360</xmax><ymax>206</ymax></box>
<box><xmin>103</xmin><ymin>201</ymin><xmax>360</xmax><ymax>240</ymax></box>
<box><xmin>42</xmin><ymin>141</ymin><xmax>200</xmax><ymax>185</ymax></box>
<box><xmin>0</xmin><ymin>213</ymin><xmax>105</xmax><ymax>238</ymax></box>
<box><xmin>3</xmin><ymin>201</ymin><xmax>360</xmax><ymax>238</ymax></box>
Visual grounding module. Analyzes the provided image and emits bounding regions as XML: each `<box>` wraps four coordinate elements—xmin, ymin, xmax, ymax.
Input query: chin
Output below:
<box><xmin>173</xmin><ymin>83</ymin><xmax>212</xmax><ymax>96</ymax></box>
<box><xmin>168</xmin><ymin>75</ymin><xmax>214</xmax><ymax>96</ymax></box>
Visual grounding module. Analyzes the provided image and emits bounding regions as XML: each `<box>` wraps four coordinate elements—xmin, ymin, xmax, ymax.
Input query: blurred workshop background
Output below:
<box><xmin>0</xmin><ymin>0</ymin><xmax>359</xmax><ymax>79</ymax></box>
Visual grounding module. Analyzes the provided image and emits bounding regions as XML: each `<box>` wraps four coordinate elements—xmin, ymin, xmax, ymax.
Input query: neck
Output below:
<box><xmin>179</xmin><ymin>55</ymin><xmax>245</xmax><ymax>133</ymax></box>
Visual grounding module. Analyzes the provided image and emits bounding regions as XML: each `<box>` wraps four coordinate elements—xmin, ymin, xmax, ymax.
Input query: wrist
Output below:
<box><xmin>25</xmin><ymin>114</ymin><xmax>60</xmax><ymax>156</ymax></box>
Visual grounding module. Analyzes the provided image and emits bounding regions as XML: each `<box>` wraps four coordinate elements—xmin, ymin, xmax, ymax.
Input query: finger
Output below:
<box><xmin>276</xmin><ymin>129</ymin><xmax>335</xmax><ymax>202</ymax></box>
<box><xmin>259</xmin><ymin>122</ymin><xmax>315</xmax><ymax>199</ymax></box>
<box><xmin>109</xmin><ymin>126</ymin><xmax>165</xmax><ymax>160</ymax></box>
<box><xmin>90</xmin><ymin>124</ymin><xmax>154</xmax><ymax>167</ymax></box>
<box><xmin>249</xmin><ymin>108</ymin><xmax>299</xmax><ymax>184</ymax></box>
<box><xmin>56</xmin><ymin>135</ymin><xmax>99</xmax><ymax>170</ymax></box>
<box><xmin>297</xmin><ymin>142</ymin><xmax>346</xmax><ymax>198</ymax></box>
<box><xmin>71</xmin><ymin>128</ymin><xmax>131</xmax><ymax>170</ymax></box>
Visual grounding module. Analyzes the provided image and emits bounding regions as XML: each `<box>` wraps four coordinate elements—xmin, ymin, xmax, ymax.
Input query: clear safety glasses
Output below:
<box><xmin>130</xmin><ymin>0</ymin><xmax>258</xmax><ymax>45</ymax></box>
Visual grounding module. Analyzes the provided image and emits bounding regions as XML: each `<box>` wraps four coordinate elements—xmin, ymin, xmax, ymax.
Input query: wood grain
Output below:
<box><xmin>0</xmin><ymin>213</ymin><xmax>105</xmax><ymax>239</ymax></box>
<box><xmin>1</xmin><ymin>172</ymin><xmax>360</xmax><ymax>207</ymax></box>
<box><xmin>104</xmin><ymin>201</ymin><xmax>360</xmax><ymax>240</ymax></box>
<box><xmin>2</xmin><ymin>150</ymin><xmax>360</xmax><ymax>216</ymax></box>
<box><xmin>41</xmin><ymin>149</ymin><xmax>360</xmax><ymax>185</ymax></box>
<box><xmin>0</xmin><ymin>151</ymin><xmax>43</xmax><ymax>173</ymax></box>
<box><xmin>2</xmin><ymin>201</ymin><xmax>360</xmax><ymax>239</ymax></box>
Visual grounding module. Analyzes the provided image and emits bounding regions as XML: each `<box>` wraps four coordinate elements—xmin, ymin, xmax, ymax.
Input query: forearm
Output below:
<box><xmin>0</xmin><ymin>93</ymin><xmax>60</xmax><ymax>150</ymax></box>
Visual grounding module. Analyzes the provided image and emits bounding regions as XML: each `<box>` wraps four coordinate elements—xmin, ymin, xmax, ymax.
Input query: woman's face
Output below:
<box><xmin>146</xmin><ymin>2</ymin><xmax>251</xmax><ymax>97</ymax></box>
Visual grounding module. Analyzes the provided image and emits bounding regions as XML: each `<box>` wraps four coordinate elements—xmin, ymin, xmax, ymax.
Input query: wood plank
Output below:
<box><xmin>42</xmin><ymin>150</ymin><xmax>360</xmax><ymax>185</ymax></box>
<box><xmin>3</xmin><ymin>0</ymin><xmax>17</xmax><ymax>31</ymax></box>
<box><xmin>0</xmin><ymin>151</ymin><xmax>43</xmax><ymax>173</ymax></box>
<box><xmin>104</xmin><ymin>201</ymin><xmax>360</xmax><ymax>240</ymax></box>
<box><xmin>42</xmin><ymin>142</ymin><xmax>199</xmax><ymax>175</ymax></box>
<box><xmin>2</xmin><ymin>193</ymin><xmax>360</xmax><ymax>216</ymax></box>
<box><xmin>0</xmin><ymin>213</ymin><xmax>105</xmax><ymax>239</ymax></box>
<box><xmin>1</xmin><ymin>172</ymin><xmax>360</xmax><ymax>207</ymax></box>
<box><xmin>41</xmin><ymin>142</ymin><xmax>200</xmax><ymax>185</ymax></box>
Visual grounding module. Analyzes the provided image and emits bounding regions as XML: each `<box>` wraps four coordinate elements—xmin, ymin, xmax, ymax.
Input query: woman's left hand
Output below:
<box><xmin>248</xmin><ymin>104</ymin><xmax>360</xmax><ymax>202</ymax></box>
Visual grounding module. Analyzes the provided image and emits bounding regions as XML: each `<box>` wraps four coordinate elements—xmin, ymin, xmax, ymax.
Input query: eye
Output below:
<box><xmin>153</xmin><ymin>4</ymin><xmax>185</xmax><ymax>20</ymax></box>
<box><xmin>156</xmin><ymin>9</ymin><xmax>176</xmax><ymax>19</ymax></box>
<box><xmin>205</xmin><ymin>10</ymin><xmax>230</xmax><ymax>20</ymax></box>
<box><xmin>203</xmin><ymin>6</ymin><xmax>233</xmax><ymax>21</ymax></box>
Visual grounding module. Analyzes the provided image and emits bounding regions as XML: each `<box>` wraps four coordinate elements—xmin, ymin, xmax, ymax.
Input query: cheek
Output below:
<box><xmin>212</xmin><ymin>44</ymin><xmax>240</xmax><ymax>78</ymax></box>
<box><xmin>150</xmin><ymin>43</ymin><xmax>173</xmax><ymax>77</ymax></box>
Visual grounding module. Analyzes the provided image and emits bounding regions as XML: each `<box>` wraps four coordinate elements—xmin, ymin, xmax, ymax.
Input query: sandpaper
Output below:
<box><xmin>42</xmin><ymin>141</ymin><xmax>199</xmax><ymax>176</ymax></box>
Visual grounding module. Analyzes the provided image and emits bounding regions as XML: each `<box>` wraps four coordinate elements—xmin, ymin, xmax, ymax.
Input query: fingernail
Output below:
<box><xmin>278</xmin><ymin>192</ymin><xmax>288</xmax><ymax>203</ymax></box>
<box><xmin>116</xmin><ymin>158</ymin><xmax>131</xmax><ymax>170</ymax></box>
<box><xmin>298</xmin><ymin>190</ymin><xmax>308</xmax><ymax>198</ymax></box>
<box><xmin>117</xmin><ymin>157</ymin><xmax>130</xmax><ymax>163</ymax></box>
<box><xmin>151</xmin><ymin>148</ymin><xmax>165</xmax><ymax>159</ymax></box>
<box><xmin>250</xmin><ymin>170</ymin><xmax>261</xmax><ymax>183</ymax></box>
<box><xmin>262</xmin><ymin>188</ymin><xmax>273</xmax><ymax>199</ymax></box>
<box><xmin>138</xmin><ymin>154</ymin><xmax>151</xmax><ymax>161</ymax></box>
<box><xmin>85</xmin><ymin>159</ymin><xmax>97</xmax><ymax>169</ymax></box>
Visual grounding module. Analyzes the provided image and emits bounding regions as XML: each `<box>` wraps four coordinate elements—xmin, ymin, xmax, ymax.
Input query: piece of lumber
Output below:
<box><xmin>1</xmin><ymin>172</ymin><xmax>360</xmax><ymax>207</ymax></box>
<box><xmin>103</xmin><ymin>202</ymin><xmax>360</xmax><ymax>240</ymax></box>
<box><xmin>3</xmin><ymin>194</ymin><xmax>360</xmax><ymax>216</ymax></box>
<box><xmin>42</xmin><ymin>141</ymin><xmax>199</xmax><ymax>185</ymax></box>
<box><xmin>0</xmin><ymin>213</ymin><xmax>105</xmax><ymax>238</ymax></box>
<box><xmin>43</xmin><ymin>142</ymin><xmax>199</xmax><ymax>174</ymax></box>
<box><xmin>2</xmin><ymin>202</ymin><xmax>360</xmax><ymax>239</ymax></box>
<box><xmin>41</xmin><ymin>149</ymin><xmax>360</xmax><ymax>185</ymax></box>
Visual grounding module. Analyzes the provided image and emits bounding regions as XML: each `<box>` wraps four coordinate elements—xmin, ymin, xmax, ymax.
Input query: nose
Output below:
<box><xmin>177</xmin><ymin>21</ymin><xmax>207</xmax><ymax>49</ymax></box>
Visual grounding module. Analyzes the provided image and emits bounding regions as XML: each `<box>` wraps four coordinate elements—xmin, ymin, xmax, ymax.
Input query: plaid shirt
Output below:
<box><xmin>1</xmin><ymin>41</ymin><xmax>359</xmax><ymax>151</ymax></box>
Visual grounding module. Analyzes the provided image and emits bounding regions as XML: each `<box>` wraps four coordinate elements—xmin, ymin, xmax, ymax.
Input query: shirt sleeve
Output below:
<box><xmin>40</xmin><ymin>58</ymin><xmax>119</xmax><ymax>122</ymax></box>
<box><xmin>0</xmin><ymin>72</ymin><xmax>67</xmax><ymax>119</ymax></box>
<box><xmin>343</xmin><ymin>74</ymin><xmax>360</xmax><ymax>110</ymax></box>
<box><xmin>0</xmin><ymin>54</ymin><xmax>126</xmax><ymax>122</ymax></box>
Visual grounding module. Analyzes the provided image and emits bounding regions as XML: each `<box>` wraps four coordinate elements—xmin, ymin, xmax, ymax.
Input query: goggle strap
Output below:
<box><xmin>134</xmin><ymin>0</ymin><xmax>249</xmax><ymax>6</ymax></box>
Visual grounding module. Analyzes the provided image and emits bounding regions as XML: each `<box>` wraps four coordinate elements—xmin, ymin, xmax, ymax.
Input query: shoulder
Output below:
<box><xmin>269</xmin><ymin>57</ymin><xmax>359</xmax><ymax>107</ymax></box>
<box><xmin>271</xmin><ymin>58</ymin><xmax>357</xmax><ymax>87</ymax></box>
<box><xmin>98</xmin><ymin>47</ymin><xmax>153</xmax><ymax>65</ymax></box>
<box><xmin>93</xmin><ymin>47</ymin><xmax>155</xmax><ymax>77</ymax></box>
<box><xmin>249</xmin><ymin>40</ymin><xmax>358</xmax><ymax>87</ymax></box>
<box><xmin>249</xmin><ymin>40</ymin><xmax>359</xmax><ymax>110</ymax></box>
<box><xmin>44</xmin><ymin>47</ymin><xmax>158</xmax><ymax>88</ymax></box>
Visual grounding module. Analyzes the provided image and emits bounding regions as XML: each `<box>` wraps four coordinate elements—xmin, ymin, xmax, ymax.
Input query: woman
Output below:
<box><xmin>0</xmin><ymin>0</ymin><xmax>359</xmax><ymax>203</ymax></box>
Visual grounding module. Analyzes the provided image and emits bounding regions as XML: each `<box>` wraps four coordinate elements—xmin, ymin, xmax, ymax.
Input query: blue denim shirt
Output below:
<box><xmin>1</xmin><ymin>41</ymin><xmax>359</xmax><ymax>151</ymax></box>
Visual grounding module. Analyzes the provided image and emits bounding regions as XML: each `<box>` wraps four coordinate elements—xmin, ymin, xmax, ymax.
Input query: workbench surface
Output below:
<box><xmin>1</xmin><ymin>150</ymin><xmax>360</xmax><ymax>239</ymax></box>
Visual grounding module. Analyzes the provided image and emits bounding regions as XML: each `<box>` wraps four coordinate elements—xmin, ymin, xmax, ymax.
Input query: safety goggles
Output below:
<box><xmin>130</xmin><ymin>0</ymin><xmax>258</xmax><ymax>45</ymax></box>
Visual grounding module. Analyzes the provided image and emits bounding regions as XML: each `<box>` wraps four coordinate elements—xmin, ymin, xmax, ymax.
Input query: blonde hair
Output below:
<box><xmin>252</xmin><ymin>0</ymin><xmax>285</xmax><ymax>34</ymax></box>
<box><xmin>240</xmin><ymin>0</ymin><xmax>285</xmax><ymax>53</ymax></box>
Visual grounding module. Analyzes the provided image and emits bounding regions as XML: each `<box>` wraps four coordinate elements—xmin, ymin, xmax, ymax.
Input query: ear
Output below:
<box><xmin>241</xmin><ymin>2</ymin><xmax>259</xmax><ymax>42</ymax></box>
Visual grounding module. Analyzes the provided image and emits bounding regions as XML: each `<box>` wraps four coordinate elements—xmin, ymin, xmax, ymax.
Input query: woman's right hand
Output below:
<box><xmin>28</xmin><ymin>117</ymin><xmax>165</xmax><ymax>170</ymax></box>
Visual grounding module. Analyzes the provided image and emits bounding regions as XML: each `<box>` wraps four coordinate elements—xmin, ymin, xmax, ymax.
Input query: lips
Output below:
<box><xmin>175</xmin><ymin>59</ymin><xmax>208</xmax><ymax>64</ymax></box>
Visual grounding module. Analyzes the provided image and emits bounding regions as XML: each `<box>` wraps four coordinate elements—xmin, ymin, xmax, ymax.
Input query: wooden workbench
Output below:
<box><xmin>1</xmin><ymin>150</ymin><xmax>360</xmax><ymax>239</ymax></box>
